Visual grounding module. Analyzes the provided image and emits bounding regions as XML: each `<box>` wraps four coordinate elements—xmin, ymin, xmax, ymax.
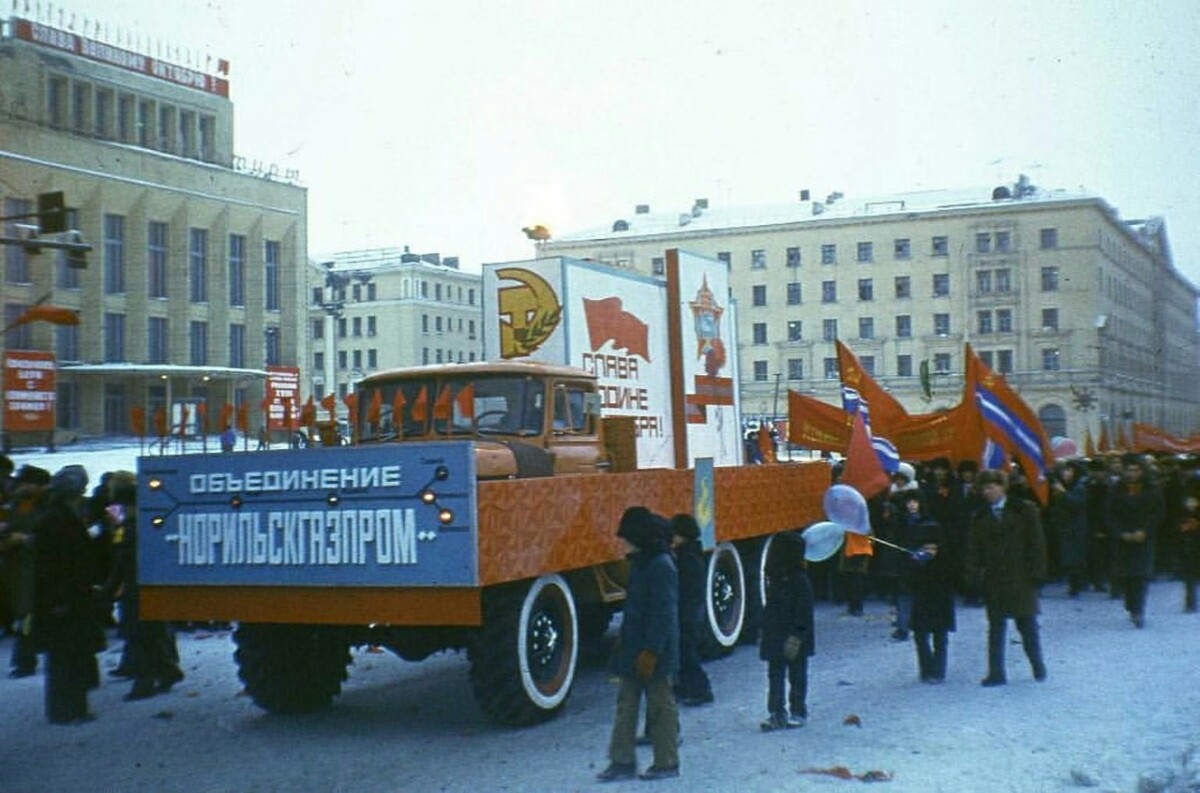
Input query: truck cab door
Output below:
<box><xmin>548</xmin><ymin>382</ymin><xmax>609</xmax><ymax>474</ymax></box>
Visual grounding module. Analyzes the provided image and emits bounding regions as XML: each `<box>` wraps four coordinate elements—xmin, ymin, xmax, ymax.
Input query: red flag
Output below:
<box><xmin>455</xmin><ymin>383</ymin><xmax>475</xmax><ymax>420</ymax></box>
<box><xmin>392</xmin><ymin>389</ymin><xmax>407</xmax><ymax>425</ymax></box>
<box><xmin>411</xmin><ymin>386</ymin><xmax>429</xmax><ymax>423</ymax></box>
<box><xmin>301</xmin><ymin>395</ymin><xmax>316</xmax><ymax>427</ymax></box>
<box><xmin>582</xmin><ymin>297</ymin><xmax>650</xmax><ymax>360</ymax></box>
<box><xmin>836</xmin><ymin>340</ymin><xmax>909</xmax><ymax>435</ymax></box>
<box><xmin>1098</xmin><ymin>423</ymin><xmax>1111</xmax><ymax>453</ymax></box>
<box><xmin>218</xmin><ymin>402</ymin><xmax>234</xmax><ymax>430</ymax></box>
<box><xmin>757</xmin><ymin>424</ymin><xmax>777</xmax><ymax>463</ymax></box>
<box><xmin>236</xmin><ymin>401</ymin><xmax>249</xmax><ymax>434</ymax></box>
<box><xmin>787</xmin><ymin>390</ymin><xmax>852</xmax><ymax>452</ymax></box>
<box><xmin>6</xmin><ymin>304</ymin><xmax>80</xmax><ymax>330</ymax></box>
<box><xmin>839</xmin><ymin>411</ymin><xmax>890</xmax><ymax>500</ymax></box>
<box><xmin>320</xmin><ymin>392</ymin><xmax>337</xmax><ymax>418</ymax></box>
<box><xmin>367</xmin><ymin>389</ymin><xmax>382</xmax><ymax>424</ymax></box>
<box><xmin>433</xmin><ymin>385</ymin><xmax>453</xmax><ymax>421</ymax></box>
<box><xmin>1084</xmin><ymin>427</ymin><xmax>1096</xmax><ymax>458</ymax></box>
<box><xmin>195</xmin><ymin>402</ymin><xmax>208</xmax><ymax>433</ymax></box>
<box><xmin>130</xmin><ymin>405</ymin><xmax>146</xmax><ymax>438</ymax></box>
<box><xmin>178</xmin><ymin>404</ymin><xmax>190</xmax><ymax>438</ymax></box>
<box><xmin>342</xmin><ymin>391</ymin><xmax>358</xmax><ymax>418</ymax></box>
<box><xmin>282</xmin><ymin>397</ymin><xmax>294</xmax><ymax>431</ymax></box>
<box><xmin>153</xmin><ymin>407</ymin><xmax>167</xmax><ymax>438</ymax></box>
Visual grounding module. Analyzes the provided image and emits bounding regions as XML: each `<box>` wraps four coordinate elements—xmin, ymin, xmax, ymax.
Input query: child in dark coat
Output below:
<box><xmin>899</xmin><ymin>492</ymin><xmax>956</xmax><ymax>682</ymax></box>
<box><xmin>759</xmin><ymin>531</ymin><xmax>814</xmax><ymax>731</ymax></box>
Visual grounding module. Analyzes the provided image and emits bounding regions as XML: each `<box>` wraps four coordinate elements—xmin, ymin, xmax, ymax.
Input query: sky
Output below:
<box><xmin>45</xmin><ymin>0</ymin><xmax>1200</xmax><ymax>284</ymax></box>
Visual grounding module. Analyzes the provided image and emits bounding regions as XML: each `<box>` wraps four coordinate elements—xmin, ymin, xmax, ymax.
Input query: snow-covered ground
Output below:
<box><xmin>1</xmin><ymin>439</ymin><xmax>1197</xmax><ymax>792</ymax></box>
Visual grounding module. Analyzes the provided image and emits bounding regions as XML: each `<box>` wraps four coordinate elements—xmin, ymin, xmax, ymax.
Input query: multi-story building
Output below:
<box><xmin>539</xmin><ymin>180</ymin><xmax>1200</xmax><ymax>443</ymax></box>
<box><xmin>0</xmin><ymin>14</ymin><xmax>306</xmax><ymax>442</ymax></box>
<box><xmin>307</xmin><ymin>248</ymin><xmax>482</xmax><ymax>403</ymax></box>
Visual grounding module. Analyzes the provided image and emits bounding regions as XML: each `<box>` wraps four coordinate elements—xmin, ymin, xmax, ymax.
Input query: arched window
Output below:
<box><xmin>1038</xmin><ymin>403</ymin><xmax>1067</xmax><ymax>439</ymax></box>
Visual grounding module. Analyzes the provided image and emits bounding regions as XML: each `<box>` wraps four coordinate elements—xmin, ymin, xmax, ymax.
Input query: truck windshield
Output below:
<box><xmin>358</xmin><ymin>375</ymin><xmax>544</xmax><ymax>441</ymax></box>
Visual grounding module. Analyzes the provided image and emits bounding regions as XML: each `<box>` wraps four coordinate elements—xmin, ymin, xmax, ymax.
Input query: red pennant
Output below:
<box><xmin>367</xmin><ymin>389</ymin><xmax>382</xmax><ymax>424</ymax></box>
<box><xmin>455</xmin><ymin>384</ymin><xmax>475</xmax><ymax>420</ymax></box>
<box><xmin>411</xmin><ymin>386</ymin><xmax>428</xmax><ymax>423</ymax></box>
<box><xmin>130</xmin><ymin>405</ymin><xmax>146</xmax><ymax>438</ymax></box>
<box><xmin>433</xmin><ymin>385</ymin><xmax>453</xmax><ymax>421</ymax></box>
<box><xmin>301</xmin><ymin>396</ymin><xmax>316</xmax><ymax>427</ymax></box>
<box><xmin>178</xmin><ymin>404</ymin><xmax>190</xmax><ymax>438</ymax></box>
<box><xmin>320</xmin><ymin>392</ymin><xmax>337</xmax><ymax>418</ymax></box>
<box><xmin>392</xmin><ymin>389</ymin><xmax>407</xmax><ymax>425</ymax></box>
<box><xmin>153</xmin><ymin>407</ymin><xmax>167</xmax><ymax>438</ymax></box>
<box><xmin>840</xmin><ymin>411</ymin><xmax>890</xmax><ymax>500</ymax></box>
<box><xmin>218</xmin><ymin>402</ymin><xmax>234</xmax><ymax>430</ymax></box>
<box><xmin>236</xmin><ymin>402</ymin><xmax>249</xmax><ymax>434</ymax></box>
<box><xmin>195</xmin><ymin>402</ymin><xmax>208</xmax><ymax>433</ymax></box>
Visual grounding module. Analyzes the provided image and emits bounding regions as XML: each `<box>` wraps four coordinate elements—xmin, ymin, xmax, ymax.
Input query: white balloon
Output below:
<box><xmin>823</xmin><ymin>484</ymin><xmax>871</xmax><ymax>535</ymax></box>
<box><xmin>801</xmin><ymin>521</ymin><xmax>846</xmax><ymax>562</ymax></box>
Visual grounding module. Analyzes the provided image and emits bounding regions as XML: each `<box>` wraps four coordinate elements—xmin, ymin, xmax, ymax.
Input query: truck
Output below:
<box><xmin>137</xmin><ymin>249</ymin><xmax>829</xmax><ymax>725</ymax></box>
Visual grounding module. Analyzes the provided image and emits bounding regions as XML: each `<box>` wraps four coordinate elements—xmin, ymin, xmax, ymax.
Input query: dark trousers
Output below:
<box><xmin>986</xmin><ymin>615</ymin><xmax>1044</xmax><ymax>681</ymax></box>
<box><xmin>10</xmin><ymin>630</ymin><xmax>37</xmax><ymax>673</ymax></box>
<box><xmin>44</xmin><ymin>649</ymin><xmax>91</xmax><ymax>723</ymax></box>
<box><xmin>766</xmin><ymin>657</ymin><xmax>808</xmax><ymax>719</ymax></box>
<box><xmin>674</xmin><ymin>624</ymin><xmax>711</xmax><ymax>701</ymax></box>
<box><xmin>914</xmin><ymin>630</ymin><xmax>948</xmax><ymax>680</ymax></box>
<box><xmin>1185</xmin><ymin>578</ymin><xmax>1197</xmax><ymax>612</ymax></box>
<box><xmin>1122</xmin><ymin>577</ymin><xmax>1148</xmax><ymax>617</ymax></box>
<box><xmin>609</xmin><ymin>676</ymin><xmax>678</xmax><ymax>769</ymax></box>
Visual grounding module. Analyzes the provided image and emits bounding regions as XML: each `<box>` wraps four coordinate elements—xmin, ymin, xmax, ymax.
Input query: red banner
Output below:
<box><xmin>3</xmin><ymin>350</ymin><xmax>56</xmax><ymax>432</ymax></box>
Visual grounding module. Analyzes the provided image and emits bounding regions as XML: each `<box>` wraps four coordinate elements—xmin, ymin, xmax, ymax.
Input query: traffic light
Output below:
<box><xmin>37</xmin><ymin>191</ymin><xmax>66</xmax><ymax>234</ymax></box>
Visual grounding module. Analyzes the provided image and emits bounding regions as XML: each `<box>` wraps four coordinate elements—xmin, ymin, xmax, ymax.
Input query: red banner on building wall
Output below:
<box><xmin>265</xmin><ymin>365</ymin><xmax>300</xmax><ymax>432</ymax></box>
<box><xmin>4</xmin><ymin>350</ymin><xmax>57</xmax><ymax>432</ymax></box>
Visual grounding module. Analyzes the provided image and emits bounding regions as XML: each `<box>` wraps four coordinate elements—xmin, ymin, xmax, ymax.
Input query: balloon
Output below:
<box><xmin>1051</xmin><ymin>436</ymin><xmax>1079</xmax><ymax>460</ymax></box>
<box><xmin>824</xmin><ymin>484</ymin><xmax>871</xmax><ymax>535</ymax></box>
<box><xmin>801</xmin><ymin>521</ymin><xmax>846</xmax><ymax>562</ymax></box>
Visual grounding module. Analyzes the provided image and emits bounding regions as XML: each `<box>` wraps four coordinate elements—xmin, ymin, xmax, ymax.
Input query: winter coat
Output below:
<box><xmin>32</xmin><ymin>494</ymin><xmax>105</xmax><ymax>655</ymax></box>
<box><xmin>965</xmin><ymin>497</ymin><xmax>1047</xmax><ymax>619</ymax></box>
<box><xmin>760</xmin><ymin>562</ymin><xmax>815</xmax><ymax>663</ymax></box>
<box><xmin>1179</xmin><ymin>496</ymin><xmax>1200</xmax><ymax>579</ymax></box>
<box><xmin>613</xmin><ymin>546</ymin><xmax>679</xmax><ymax>681</ymax></box>
<box><xmin>1106</xmin><ymin>482</ymin><xmax>1164</xmax><ymax>580</ymax></box>
<box><xmin>1049</xmin><ymin>477</ymin><xmax>1089</xmax><ymax>573</ymax></box>
<box><xmin>903</xmin><ymin>517</ymin><xmax>956</xmax><ymax>633</ymax></box>
<box><xmin>674</xmin><ymin>538</ymin><xmax>706</xmax><ymax>640</ymax></box>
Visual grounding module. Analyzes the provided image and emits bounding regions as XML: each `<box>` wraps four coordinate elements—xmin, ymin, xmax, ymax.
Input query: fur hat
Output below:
<box><xmin>107</xmin><ymin>470</ymin><xmax>138</xmax><ymax>506</ymax></box>
<box><xmin>49</xmin><ymin>464</ymin><xmax>88</xmax><ymax>496</ymax></box>
<box><xmin>15</xmin><ymin>464</ymin><xmax>51</xmax><ymax>486</ymax></box>
<box><xmin>617</xmin><ymin>506</ymin><xmax>668</xmax><ymax>549</ymax></box>
<box><xmin>976</xmin><ymin>469</ymin><xmax>1008</xmax><ymax>488</ymax></box>
<box><xmin>669</xmin><ymin>513</ymin><xmax>700</xmax><ymax>541</ymax></box>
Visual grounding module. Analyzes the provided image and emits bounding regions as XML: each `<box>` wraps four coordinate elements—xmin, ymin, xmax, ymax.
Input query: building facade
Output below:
<box><xmin>1</xmin><ymin>15</ymin><xmax>307</xmax><ymax>442</ymax></box>
<box><xmin>307</xmin><ymin>248</ymin><xmax>482</xmax><ymax>404</ymax></box>
<box><xmin>539</xmin><ymin>182</ymin><xmax>1200</xmax><ymax>443</ymax></box>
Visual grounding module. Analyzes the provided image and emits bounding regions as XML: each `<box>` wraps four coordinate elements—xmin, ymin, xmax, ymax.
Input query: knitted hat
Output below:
<box><xmin>668</xmin><ymin>513</ymin><xmax>700</xmax><ymax>541</ymax></box>
<box><xmin>49</xmin><ymin>464</ymin><xmax>88</xmax><ymax>495</ymax></box>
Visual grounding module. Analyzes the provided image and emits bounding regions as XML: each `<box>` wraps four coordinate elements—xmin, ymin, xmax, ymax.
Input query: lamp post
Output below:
<box><xmin>772</xmin><ymin>372</ymin><xmax>783</xmax><ymax>423</ymax></box>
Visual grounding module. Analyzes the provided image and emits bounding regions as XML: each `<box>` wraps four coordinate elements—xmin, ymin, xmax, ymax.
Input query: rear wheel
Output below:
<box><xmin>700</xmin><ymin>542</ymin><xmax>746</xmax><ymax>658</ymax></box>
<box><xmin>469</xmin><ymin>574</ymin><xmax>579</xmax><ymax>725</ymax></box>
<box><xmin>233</xmin><ymin>623</ymin><xmax>351</xmax><ymax>714</ymax></box>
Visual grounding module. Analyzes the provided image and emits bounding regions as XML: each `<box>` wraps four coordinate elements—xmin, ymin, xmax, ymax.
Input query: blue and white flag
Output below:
<box><xmin>872</xmin><ymin>436</ymin><xmax>900</xmax><ymax>473</ymax></box>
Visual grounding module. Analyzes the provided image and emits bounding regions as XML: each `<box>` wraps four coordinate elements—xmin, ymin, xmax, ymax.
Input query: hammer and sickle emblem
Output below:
<box><xmin>496</xmin><ymin>268</ymin><xmax>562</xmax><ymax>359</ymax></box>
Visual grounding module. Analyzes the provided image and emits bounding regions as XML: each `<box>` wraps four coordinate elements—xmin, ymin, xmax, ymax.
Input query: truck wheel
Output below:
<box><xmin>234</xmin><ymin>623</ymin><xmax>351</xmax><ymax>714</ymax></box>
<box><xmin>469</xmin><ymin>574</ymin><xmax>579</xmax><ymax>726</ymax></box>
<box><xmin>701</xmin><ymin>542</ymin><xmax>746</xmax><ymax>658</ymax></box>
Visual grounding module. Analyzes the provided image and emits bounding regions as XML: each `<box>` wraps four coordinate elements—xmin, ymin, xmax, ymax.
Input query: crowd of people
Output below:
<box><xmin>0</xmin><ymin>455</ymin><xmax>183</xmax><ymax>725</ymax></box>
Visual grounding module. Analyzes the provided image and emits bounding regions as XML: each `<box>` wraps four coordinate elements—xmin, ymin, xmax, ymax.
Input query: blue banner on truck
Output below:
<box><xmin>136</xmin><ymin>443</ymin><xmax>478</xmax><ymax>587</ymax></box>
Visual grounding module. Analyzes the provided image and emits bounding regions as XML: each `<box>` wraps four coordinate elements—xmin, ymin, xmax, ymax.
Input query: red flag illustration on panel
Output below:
<box><xmin>582</xmin><ymin>297</ymin><xmax>650</xmax><ymax>360</ymax></box>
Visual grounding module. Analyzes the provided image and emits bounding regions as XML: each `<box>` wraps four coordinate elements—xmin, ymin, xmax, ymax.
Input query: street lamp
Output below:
<box><xmin>772</xmin><ymin>372</ymin><xmax>783</xmax><ymax>423</ymax></box>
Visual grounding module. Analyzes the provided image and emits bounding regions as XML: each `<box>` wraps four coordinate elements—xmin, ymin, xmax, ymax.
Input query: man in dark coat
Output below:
<box><xmin>759</xmin><ymin>531</ymin><xmax>814</xmax><ymax>730</ymax></box>
<box><xmin>965</xmin><ymin>469</ymin><xmax>1048</xmax><ymax>686</ymax></box>
<box><xmin>1048</xmin><ymin>461</ymin><xmax>1090</xmax><ymax>597</ymax></box>
<box><xmin>34</xmin><ymin>465</ymin><xmax>104</xmax><ymax>723</ymax></box>
<box><xmin>598</xmin><ymin>507</ymin><xmax>680</xmax><ymax>782</ymax></box>
<box><xmin>668</xmin><ymin>513</ymin><xmax>712</xmax><ymax>707</ymax></box>
<box><xmin>1106</xmin><ymin>453</ymin><xmax>1164</xmax><ymax>628</ymax></box>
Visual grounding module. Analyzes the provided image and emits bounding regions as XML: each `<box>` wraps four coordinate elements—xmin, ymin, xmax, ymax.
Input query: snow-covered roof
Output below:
<box><xmin>550</xmin><ymin>184</ymin><xmax>1096</xmax><ymax>244</ymax></box>
<box><xmin>58</xmin><ymin>362</ymin><xmax>268</xmax><ymax>379</ymax></box>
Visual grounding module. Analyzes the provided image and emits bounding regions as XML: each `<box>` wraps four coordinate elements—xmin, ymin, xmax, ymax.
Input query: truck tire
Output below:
<box><xmin>469</xmin><ymin>574</ymin><xmax>579</xmax><ymax>726</ymax></box>
<box><xmin>234</xmin><ymin>623</ymin><xmax>351</xmax><ymax>714</ymax></box>
<box><xmin>700</xmin><ymin>541</ymin><xmax>746</xmax><ymax>658</ymax></box>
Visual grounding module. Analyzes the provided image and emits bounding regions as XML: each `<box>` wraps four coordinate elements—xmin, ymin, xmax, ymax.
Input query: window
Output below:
<box><xmin>995</xmin><ymin>231</ymin><xmax>1011</xmax><ymax>252</ymax></box>
<box><xmin>199</xmin><ymin>115</ymin><xmax>216</xmax><ymax>160</ymax></box>
<box><xmin>821</xmin><ymin>281</ymin><xmax>837</xmax><ymax>303</ymax></box>
<box><xmin>997</xmin><ymin>309</ymin><xmax>1013</xmax><ymax>333</ymax></box>
<box><xmin>313</xmin><ymin>318</ymin><xmax>324</xmax><ymax>340</ymax></box>
<box><xmin>786</xmin><ymin>247</ymin><xmax>801</xmax><ymax>268</ymax></box>
<box><xmin>469</xmin><ymin>319</ymin><xmax>476</xmax><ymax>340</ymax></box>
<box><xmin>860</xmin><ymin>355</ymin><xmax>876</xmax><ymax>375</ymax></box>
<box><xmin>94</xmin><ymin>89</ymin><xmax>112</xmax><ymax>138</ymax></box>
<box><xmin>264</xmin><ymin>240</ymin><xmax>281</xmax><ymax>311</ymax></box>
<box><xmin>896</xmin><ymin>354</ymin><xmax>912</xmax><ymax>377</ymax></box>
<box><xmin>978</xmin><ymin>350</ymin><xmax>993</xmax><ymax>369</ymax></box>
<box><xmin>264</xmin><ymin>328</ymin><xmax>281</xmax><ymax>366</ymax></box>
<box><xmin>353</xmin><ymin>350</ymin><xmax>362</xmax><ymax>369</ymax></box>
<box><xmin>367</xmin><ymin>316</ymin><xmax>377</xmax><ymax>337</ymax></box>
<box><xmin>1041</xmin><ymin>308</ymin><xmax>1059</xmax><ymax>332</ymax></box>
<box><xmin>823</xmin><ymin>358</ymin><xmax>839</xmax><ymax>379</ymax></box>
<box><xmin>117</xmin><ymin>94</ymin><xmax>133</xmax><ymax>141</ymax></box>
<box><xmin>55</xmin><ymin>323</ymin><xmax>79</xmax><ymax>362</ymax></box>
<box><xmin>752</xmin><ymin>284</ymin><xmax>767</xmax><ymax>307</ymax></box>
<box><xmin>147</xmin><ymin>221</ymin><xmax>168</xmax><ymax>298</ymax></box>
<box><xmin>934</xmin><ymin>353</ymin><xmax>951</xmax><ymax>374</ymax></box>
<box><xmin>895</xmin><ymin>315</ymin><xmax>912</xmax><ymax>338</ymax></box>
<box><xmin>975</xmin><ymin>232</ymin><xmax>991</xmax><ymax>254</ymax></box>
<box><xmin>1040</xmin><ymin>228</ymin><xmax>1058</xmax><ymax>249</ymax></box>
<box><xmin>104</xmin><ymin>312</ymin><xmax>125</xmax><ymax>362</ymax></box>
<box><xmin>421</xmin><ymin>314</ymin><xmax>428</xmax><ymax>334</ymax></box>
<box><xmin>4</xmin><ymin>198</ymin><xmax>32</xmax><ymax>284</ymax></box>
<box><xmin>338</xmin><ymin>317</ymin><xmax>347</xmax><ymax>338</ymax></box>
<box><xmin>189</xmin><ymin>321</ymin><xmax>208</xmax><ymax>365</ymax></box>
<box><xmin>786</xmin><ymin>282</ymin><xmax>801</xmax><ymax>305</ymax></box>
<box><xmin>228</xmin><ymin>234</ymin><xmax>245</xmax><ymax>306</ymax></box>
<box><xmin>104</xmin><ymin>214</ymin><xmax>125</xmax><ymax>294</ymax></box>
<box><xmin>353</xmin><ymin>317</ymin><xmax>363</xmax><ymax>337</ymax></box>
<box><xmin>856</xmin><ymin>241</ymin><xmax>873</xmax><ymax>262</ymax></box>
<box><xmin>435</xmin><ymin>316</ymin><xmax>443</xmax><ymax>333</ymax></box>
<box><xmin>995</xmin><ymin>268</ymin><xmax>1012</xmax><ymax>293</ymax></box>
<box><xmin>753</xmin><ymin>360</ymin><xmax>769</xmax><ymax>382</ymax></box>
<box><xmin>933</xmin><ymin>313</ymin><xmax>951</xmax><ymax>336</ymax></box>
<box><xmin>56</xmin><ymin>208</ymin><xmax>81</xmax><ymax>289</ymax></box>
<box><xmin>467</xmin><ymin>287</ymin><xmax>475</xmax><ymax>305</ymax></box>
<box><xmin>751</xmin><ymin>249</ymin><xmax>766</xmax><ymax>269</ymax></box>
<box><xmin>138</xmin><ymin>100</ymin><xmax>152</xmax><ymax>147</ymax></box>
<box><xmin>894</xmin><ymin>238</ymin><xmax>911</xmax><ymax>259</ymax></box>
<box><xmin>858</xmin><ymin>317</ymin><xmax>875</xmax><ymax>339</ymax></box>
<box><xmin>752</xmin><ymin>322</ymin><xmax>768</xmax><ymax>344</ymax></box>
<box><xmin>71</xmin><ymin>82</ymin><xmax>87</xmax><ymax>131</ymax></box>
<box><xmin>368</xmin><ymin>349</ymin><xmax>378</xmax><ymax>369</ymax></box>
<box><xmin>103</xmin><ymin>384</ymin><xmax>126</xmax><ymax>434</ymax></box>
<box><xmin>857</xmin><ymin>278</ymin><xmax>874</xmax><ymax>301</ymax></box>
<box><xmin>717</xmin><ymin>252</ymin><xmax>731</xmax><ymax>266</ymax></box>
<box><xmin>47</xmin><ymin>75</ymin><xmax>66</xmax><ymax>127</ymax></box>
<box><xmin>368</xmin><ymin>283</ymin><xmax>378</xmax><ymax>301</ymax></box>
<box><xmin>787</xmin><ymin>358</ymin><xmax>804</xmax><ymax>380</ymax></box>
<box><xmin>1041</xmin><ymin>266</ymin><xmax>1059</xmax><ymax>292</ymax></box>
<box><xmin>931</xmin><ymin>236</ymin><xmax>948</xmax><ymax>256</ymax></box>
<box><xmin>314</xmin><ymin>351</ymin><xmax>324</xmax><ymax>372</ymax></box>
<box><xmin>433</xmin><ymin>284</ymin><xmax>441</xmax><ymax>302</ymax></box>
<box><xmin>339</xmin><ymin>350</ymin><xmax>348</xmax><ymax>369</ymax></box>
<box><xmin>229</xmin><ymin>323</ymin><xmax>245</xmax><ymax>368</ymax></box>
<box><xmin>651</xmin><ymin>256</ymin><xmax>665</xmax><ymax>275</ymax></box>
<box><xmin>189</xmin><ymin>228</ymin><xmax>207</xmax><ymax>303</ymax></box>
<box><xmin>997</xmin><ymin>350</ymin><xmax>1014</xmax><ymax>374</ymax></box>
<box><xmin>787</xmin><ymin>320</ymin><xmax>802</xmax><ymax>341</ymax></box>
<box><xmin>1042</xmin><ymin>348</ymin><xmax>1061</xmax><ymax>371</ymax></box>
<box><xmin>821</xmin><ymin>244</ymin><xmax>837</xmax><ymax>264</ymax></box>
<box><xmin>976</xmin><ymin>270</ymin><xmax>992</xmax><ymax>294</ymax></box>
<box><xmin>179</xmin><ymin>110</ymin><xmax>195</xmax><ymax>157</ymax></box>
<box><xmin>977</xmin><ymin>311</ymin><xmax>993</xmax><ymax>334</ymax></box>
<box><xmin>932</xmin><ymin>273</ymin><xmax>950</xmax><ymax>297</ymax></box>
<box><xmin>894</xmin><ymin>276</ymin><xmax>911</xmax><ymax>299</ymax></box>
<box><xmin>148</xmin><ymin>317</ymin><xmax>168</xmax><ymax>364</ymax></box>
<box><xmin>822</xmin><ymin>319</ymin><xmax>838</xmax><ymax>341</ymax></box>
